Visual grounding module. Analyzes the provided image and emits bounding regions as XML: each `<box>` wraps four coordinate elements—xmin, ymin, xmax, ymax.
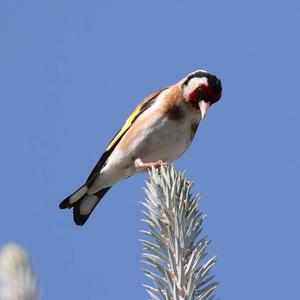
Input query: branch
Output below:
<box><xmin>141</xmin><ymin>165</ymin><xmax>218</xmax><ymax>300</ymax></box>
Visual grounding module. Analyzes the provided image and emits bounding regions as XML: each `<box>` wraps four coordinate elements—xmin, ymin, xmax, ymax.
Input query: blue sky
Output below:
<box><xmin>0</xmin><ymin>0</ymin><xmax>299</xmax><ymax>299</ymax></box>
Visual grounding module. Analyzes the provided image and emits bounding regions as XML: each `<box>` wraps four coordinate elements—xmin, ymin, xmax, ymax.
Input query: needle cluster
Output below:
<box><xmin>141</xmin><ymin>166</ymin><xmax>218</xmax><ymax>300</ymax></box>
<box><xmin>0</xmin><ymin>243</ymin><xmax>38</xmax><ymax>300</ymax></box>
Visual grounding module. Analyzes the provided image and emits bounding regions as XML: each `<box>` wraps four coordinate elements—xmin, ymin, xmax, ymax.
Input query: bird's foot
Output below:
<box><xmin>135</xmin><ymin>158</ymin><xmax>169</xmax><ymax>170</ymax></box>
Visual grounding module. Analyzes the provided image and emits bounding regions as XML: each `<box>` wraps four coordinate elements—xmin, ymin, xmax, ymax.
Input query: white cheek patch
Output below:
<box><xmin>183</xmin><ymin>77</ymin><xmax>209</xmax><ymax>98</ymax></box>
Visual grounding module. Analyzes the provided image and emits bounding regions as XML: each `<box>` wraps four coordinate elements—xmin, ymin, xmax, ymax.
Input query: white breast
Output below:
<box><xmin>135</xmin><ymin>114</ymin><xmax>196</xmax><ymax>162</ymax></box>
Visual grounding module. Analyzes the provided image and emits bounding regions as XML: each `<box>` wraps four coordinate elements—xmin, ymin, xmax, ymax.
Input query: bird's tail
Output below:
<box><xmin>59</xmin><ymin>185</ymin><xmax>111</xmax><ymax>226</ymax></box>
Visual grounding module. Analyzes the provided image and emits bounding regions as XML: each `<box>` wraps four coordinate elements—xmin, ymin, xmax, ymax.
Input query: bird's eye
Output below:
<box><xmin>196</xmin><ymin>87</ymin><xmax>202</xmax><ymax>96</ymax></box>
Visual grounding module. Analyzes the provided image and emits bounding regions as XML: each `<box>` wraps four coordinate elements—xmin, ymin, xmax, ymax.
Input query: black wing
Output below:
<box><xmin>85</xmin><ymin>88</ymin><xmax>166</xmax><ymax>184</ymax></box>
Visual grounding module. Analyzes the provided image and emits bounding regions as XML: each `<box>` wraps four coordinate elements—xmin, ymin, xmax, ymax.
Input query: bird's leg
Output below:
<box><xmin>134</xmin><ymin>158</ymin><xmax>168</xmax><ymax>171</ymax></box>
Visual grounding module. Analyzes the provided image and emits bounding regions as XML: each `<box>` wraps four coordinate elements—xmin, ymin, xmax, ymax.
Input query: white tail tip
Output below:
<box><xmin>69</xmin><ymin>186</ymin><xmax>88</xmax><ymax>204</ymax></box>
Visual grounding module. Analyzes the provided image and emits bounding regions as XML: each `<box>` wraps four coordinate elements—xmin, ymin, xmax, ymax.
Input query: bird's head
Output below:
<box><xmin>182</xmin><ymin>70</ymin><xmax>222</xmax><ymax>119</ymax></box>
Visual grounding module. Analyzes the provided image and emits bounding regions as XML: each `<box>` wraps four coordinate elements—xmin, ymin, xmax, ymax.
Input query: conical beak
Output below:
<box><xmin>198</xmin><ymin>100</ymin><xmax>210</xmax><ymax>120</ymax></box>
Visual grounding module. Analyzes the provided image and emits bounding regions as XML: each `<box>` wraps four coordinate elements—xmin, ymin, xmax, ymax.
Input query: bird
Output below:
<box><xmin>59</xmin><ymin>70</ymin><xmax>222</xmax><ymax>225</ymax></box>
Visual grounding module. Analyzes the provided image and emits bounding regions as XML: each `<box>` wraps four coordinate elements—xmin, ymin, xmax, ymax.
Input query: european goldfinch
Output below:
<box><xmin>59</xmin><ymin>70</ymin><xmax>222</xmax><ymax>225</ymax></box>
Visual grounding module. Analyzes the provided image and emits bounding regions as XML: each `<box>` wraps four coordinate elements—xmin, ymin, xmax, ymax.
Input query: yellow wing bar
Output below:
<box><xmin>106</xmin><ymin>106</ymin><xmax>142</xmax><ymax>151</ymax></box>
<box><xmin>105</xmin><ymin>88</ymin><xmax>166</xmax><ymax>152</ymax></box>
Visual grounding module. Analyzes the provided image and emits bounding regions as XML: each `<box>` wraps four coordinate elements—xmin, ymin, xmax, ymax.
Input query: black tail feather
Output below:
<box><xmin>59</xmin><ymin>196</ymin><xmax>73</xmax><ymax>209</ymax></box>
<box><xmin>59</xmin><ymin>185</ymin><xmax>87</xmax><ymax>209</ymax></box>
<box><xmin>72</xmin><ymin>187</ymin><xmax>111</xmax><ymax>226</ymax></box>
